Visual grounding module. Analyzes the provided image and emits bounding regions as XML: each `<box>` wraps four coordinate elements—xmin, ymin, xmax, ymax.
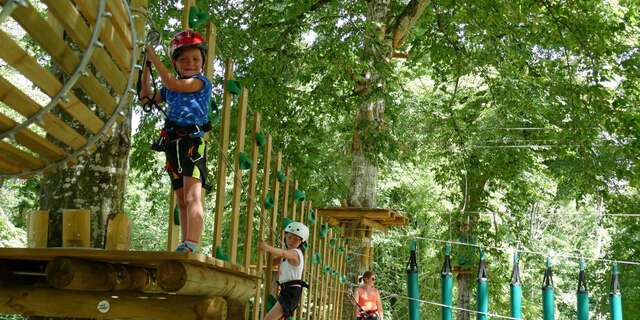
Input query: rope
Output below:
<box><xmin>415</xmin><ymin>236</ymin><xmax>640</xmax><ymax>266</ymax></box>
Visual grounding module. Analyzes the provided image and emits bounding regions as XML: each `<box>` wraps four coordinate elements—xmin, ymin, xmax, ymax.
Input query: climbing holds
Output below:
<box><xmin>239</xmin><ymin>152</ymin><xmax>252</xmax><ymax>170</ymax></box>
<box><xmin>225</xmin><ymin>79</ymin><xmax>242</xmax><ymax>95</ymax></box>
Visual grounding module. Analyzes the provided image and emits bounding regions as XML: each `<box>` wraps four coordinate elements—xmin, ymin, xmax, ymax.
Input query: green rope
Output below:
<box><xmin>188</xmin><ymin>6</ymin><xmax>209</xmax><ymax>29</ymax></box>
<box><xmin>294</xmin><ymin>189</ymin><xmax>305</xmax><ymax>202</ymax></box>
<box><xmin>225</xmin><ymin>79</ymin><xmax>242</xmax><ymax>95</ymax></box>
<box><xmin>255</xmin><ymin>132</ymin><xmax>266</xmax><ymax>147</ymax></box>
<box><xmin>277</xmin><ymin>170</ymin><xmax>286</xmax><ymax>183</ymax></box>
<box><xmin>239</xmin><ymin>152</ymin><xmax>252</xmax><ymax>170</ymax></box>
<box><xmin>265</xmin><ymin>194</ymin><xmax>274</xmax><ymax>209</ymax></box>
<box><xmin>173</xmin><ymin>206</ymin><xmax>180</xmax><ymax>226</ymax></box>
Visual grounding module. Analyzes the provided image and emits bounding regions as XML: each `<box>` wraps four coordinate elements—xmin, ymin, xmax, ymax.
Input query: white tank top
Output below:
<box><xmin>278</xmin><ymin>248</ymin><xmax>304</xmax><ymax>283</ymax></box>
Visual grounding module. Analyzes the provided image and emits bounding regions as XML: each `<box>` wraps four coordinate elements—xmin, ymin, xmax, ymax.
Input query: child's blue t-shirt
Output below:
<box><xmin>160</xmin><ymin>74</ymin><xmax>212</xmax><ymax>137</ymax></box>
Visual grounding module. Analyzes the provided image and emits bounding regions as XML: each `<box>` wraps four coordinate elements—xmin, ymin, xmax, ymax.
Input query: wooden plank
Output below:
<box><xmin>319</xmin><ymin>227</ymin><xmax>331</xmax><ymax>320</ymax></box>
<box><xmin>72</xmin><ymin>0</ymin><xmax>132</xmax><ymax>72</ymax></box>
<box><xmin>213</xmin><ymin>59</ymin><xmax>234</xmax><ymax>252</ymax></box>
<box><xmin>181</xmin><ymin>0</ymin><xmax>195</xmax><ymax>30</ymax></box>
<box><xmin>305</xmin><ymin>208</ymin><xmax>318</xmax><ymax>320</ymax></box>
<box><xmin>291</xmin><ymin>180</ymin><xmax>299</xmax><ymax>221</ymax></box>
<box><xmin>282</xmin><ymin>166</ymin><xmax>290</xmax><ymax>219</ymax></box>
<box><xmin>0</xmin><ymin>114</ymin><xmax>65</xmax><ymax>161</ymax></box>
<box><xmin>296</xmin><ymin>200</ymin><xmax>311</xmax><ymax>319</ymax></box>
<box><xmin>229</xmin><ymin>88</ymin><xmax>248</xmax><ymax>265</ymax></box>
<box><xmin>359</xmin><ymin>217</ymin><xmax>387</xmax><ymax>231</ymax></box>
<box><xmin>0</xmin><ymin>286</ymin><xmax>226</xmax><ymax>320</ymax></box>
<box><xmin>263</xmin><ymin>152</ymin><xmax>282</xmax><ymax>309</ymax></box>
<box><xmin>243</xmin><ymin>112</ymin><xmax>261</xmax><ymax>270</ymax></box>
<box><xmin>44</xmin><ymin>0</ymin><xmax>127</xmax><ymax>92</ymax></box>
<box><xmin>0</xmin><ymin>75</ymin><xmax>87</xmax><ymax>150</ymax></box>
<box><xmin>0</xmin><ymin>30</ymin><xmax>104</xmax><ymax>136</ymax></box>
<box><xmin>105</xmin><ymin>0</ymin><xmax>133</xmax><ymax>50</ymax></box>
<box><xmin>4</xmin><ymin>1</ymin><xmax>119</xmax><ymax>116</ymax></box>
<box><xmin>254</xmin><ymin>134</ymin><xmax>272</xmax><ymax>320</ymax></box>
<box><xmin>0</xmin><ymin>155</ymin><xmax>22</xmax><ymax>174</ymax></box>
<box><xmin>167</xmin><ymin>189</ymin><xmax>180</xmax><ymax>251</ymax></box>
<box><xmin>0</xmin><ymin>142</ymin><xmax>44</xmax><ymax>169</ymax></box>
<box><xmin>333</xmin><ymin>238</ymin><xmax>345</xmax><ymax>319</ymax></box>
<box><xmin>204</xmin><ymin>22</ymin><xmax>217</xmax><ymax>79</ymax></box>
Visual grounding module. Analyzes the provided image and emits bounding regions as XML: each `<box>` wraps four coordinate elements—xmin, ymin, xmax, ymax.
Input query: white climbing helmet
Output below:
<box><xmin>284</xmin><ymin>221</ymin><xmax>309</xmax><ymax>243</ymax></box>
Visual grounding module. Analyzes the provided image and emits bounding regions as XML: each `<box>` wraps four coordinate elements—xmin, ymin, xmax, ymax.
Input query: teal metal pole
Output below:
<box><xmin>476</xmin><ymin>249</ymin><xmax>488</xmax><ymax>320</ymax></box>
<box><xmin>407</xmin><ymin>240</ymin><xmax>420</xmax><ymax>320</ymax></box>
<box><xmin>510</xmin><ymin>252</ymin><xmax>522</xmax><ymax>319</ymax></box>
<box><xmin>542</xmin><ymin>257</ymin><xmax>555</xmax><ymax>320</ymax></box>
<box><xmin>441</xmin><ymin>243</ymin><xmax>453</xmax><ymax>320</ymax></box>
<box><xmin>577</xmin><ymin>258</ymin><xmax>589</xmax><ymax>320</ymax></box>
<box><xmin>610</xmin><ymin>263</ymin><xmax>623</xmax><ymax>320</ymax></box>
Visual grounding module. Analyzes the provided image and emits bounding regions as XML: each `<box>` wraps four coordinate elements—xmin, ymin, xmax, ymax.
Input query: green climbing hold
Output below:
<box><xmin>313</xmin><ymin>252</ymin><xmax>322</xmax><ymax>264</ymax></box>
<box><xmin>188</xmin><ymin>6</ymin><xmax>209</xmax><ymax>29</ymax></box>
<box><xmin>308</xmin><ymin>208</ymin><xmax>316</xmax><ymax>225</ymax></box>
<box><xmin>173</xmin><ymin>206</ymin><xmax>180</xmax><ymax>226</ymax></box>
<box><xmin>239</xmin><ymin>152</ymin><xmax>252</xmax><ymax>170</ymax></box>
<box><xmin>346</xmin><ymin>255</ymin><xmax>353</xmax><ymax>262</ymax></box>
<box><xmin>294</xmin><ymin>189</ymin><xmax>305</xmax><ymax>202</ymax></box>
<box><xmin>340</xmin><ymin>275</ymin><xmax>347</xmax><ymax>284</ymax></box>
<box><xmin>329</xmin><ymin>237</ymin><xmax>337</xmax><ymax>248</ymax></box>
<box><xmin>323</xmin><ymin>265</ymin><xmax>331</xmax><ymax>274</ymax></box>
<box><xmin>265</xmin><ymin>194</ymin><xmax>274</xmax><ymax>209</ymax></box>
<box><xmin>282</xmin><ymin>217</ymin><xmax>293</xmax><ymax>230</ymax></box>
<box><xmin>266</xmin><ymin>294</ymin><xmax>277</xmax><ymax>312</ymax></box>
<box><xmin>215</xmin><ymin>246</ymin><xmax>229</xmax><ymax>261</ymax></box>
<box><xmin>338</xmin><ymin>247</ymin><xmax>344</xmax><ymax>254</ymax></box>
<box><xmin>332</xmin><ymin>270</ymin><xmax>338</xmax><ymax>277</ymax></box>
<box><xmin>277</xmin><ymin>170</ymin><xmax>286</xmax><ymax>183</ymax></box>
<box><xmin>255</xmin><ymin>132</ymin><xmax>266</xmax><ymax>147</ymax></box>
<box><xmin>225</xmin><ymin>79</ymin><xmax>242</xmax><ymax>95</ymax></box>
<box><xmin>320</xmin><ymin>224</ymin><xmax>330</xmax><ymax>238</ymax></box>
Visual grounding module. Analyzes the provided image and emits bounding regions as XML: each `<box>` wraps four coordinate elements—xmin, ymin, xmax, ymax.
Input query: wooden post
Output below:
<box><xmin>46</xmin><ymin>257</ymin><xmax>117</xmax><ymax>291</ymax></box>
<box><xmin>27</xmin><ymin>210</ymin><xmax>48</xmax><ymax>248</ymax></box>
<box><xmin>282</xmin><ymin>167</ymin><xmax>290</xmax><ymax>219</ymax></box>
<box><xmin>338</xmin><ymin>242</ymin><xmax>350</xmax><ymax>319</ymax></box>
<box><xmin>105</xmin><ymin>213</ymin><xmax>130</xmax><ymax>250</ymax></box>
<box><xmin>203</xmin><ymin>22</ymin><xmax>217</xmax><ymax>79</ymax></box>
<box><xmin>305</xmin><ymin>210</ymin><xmax>319</xmax><ymax>320</ymax></box>
<box><xmin>319</xmin><ymin>228</ymin><xmax>331</xmax><ymax>319</ymax></box>
<box><xmin>213</xmin><ymin>59</ymin><xmax>234</xmax><ymax>254</ymax></box>
<box><xmin>263</xmin><ymin>152</ymin><xmax>282</xmax><ymax>310</ymax></box>
<box><xmin>295</xmin><ymin>200</ymin><xmax>311</xmax><ymax>319</ymax></box>
<box><xmin>291</xmin><ymin>180</ymin><xmax>298</xmax><ymax>221</ymax></box>
<box><xmin>229</xmin><ymin>88</ymin><xmax>249</xmax><ymax>264</ymax></box>
<box><xmin>157</xmin><ymin>261</ymin><xmax>256</xmax><ymax>301</ymax></box>
<box><xmin>243</xmin><ymin>112</ymin><xmax>261</xmax><ymax>270</ymax></box>
<box><xmin>327</xmin><ymin>236</ymin><xmax>338</xmax><ymax>319</ymax></box>
<box><xmin>253</xmin><ymin>134</ymin><xmax>272</xmax><ymax>320</ymax></box>
<box><xmin>333</xmin><ymin>238</ymin><xmax>345</xmax><ymax>319</ymax></box>
<box><xmin>62</xmin><ymin>209</ymin><xmax>90</xmax><ymax>247</ymax></box>
<box><xmin>181</xmin><ymin>0</ymin><xmax>194</xmax><ymax>30</ymax></box>
<box><xmin>167</xmin><ymin>191</ymin><xmax>180</xmax><ymax>251</ymax></box>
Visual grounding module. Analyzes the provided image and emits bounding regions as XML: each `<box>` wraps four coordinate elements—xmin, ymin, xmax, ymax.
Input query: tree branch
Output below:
<box><xmin>389</xmin><ymin>0</ymin><xmax>431</xmax><ymax>50</ymax></box>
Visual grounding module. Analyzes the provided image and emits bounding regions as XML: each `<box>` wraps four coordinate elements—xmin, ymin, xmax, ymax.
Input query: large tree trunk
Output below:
<box><xmin>454</xmin><ymin>157</ymin><xmax>488</xmax><ymax>320</ymax></box>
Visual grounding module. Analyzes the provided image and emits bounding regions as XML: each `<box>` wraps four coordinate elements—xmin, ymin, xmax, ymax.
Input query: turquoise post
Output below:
<box><xmin>441</xmin><ymin>243</ymin><xmax>453</xmax><ymax>320</ymax></box>
<box><xmin>476</xmin><ymin>249</ymin><xmax>488</xmax><ymax>320</ymax></box>
<box><xmin>510</xmin><ymin>252</ymin><xmax>522</xmax><ymax>319</ymax></box>
<box><xmin>610</xmin><ymin>263</ymin><xmax>623</xmax><ymax>320</ymax></box>
<box><xmin>542</xmin><ymin>257</ymin><xmax>555</xmax><ymax>320</ymax></box>
<box><xmin>407</xmin><ymin>240</ymin><xmax>420</xmax><ymax>320</ymax></box>
<box><xmin>577</xmin><ymin>258</ymin><xmax>589</xmax><ymax>320</ymax></box>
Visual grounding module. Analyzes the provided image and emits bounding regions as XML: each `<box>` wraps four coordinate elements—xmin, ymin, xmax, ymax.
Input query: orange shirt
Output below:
<box><xmin>355</xmin><ymin>286</ymin><xmax>380</xmax><ymax>316</ymax></box>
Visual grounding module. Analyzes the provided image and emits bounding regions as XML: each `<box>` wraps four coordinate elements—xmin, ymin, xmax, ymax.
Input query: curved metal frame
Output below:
<box><xmin>0</xmin><ymin>0</ymin><xmax>138</xmax><ymax>178</ymax></box>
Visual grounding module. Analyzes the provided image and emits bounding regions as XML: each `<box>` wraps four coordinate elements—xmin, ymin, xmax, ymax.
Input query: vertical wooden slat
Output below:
<box><xmin>253</xmin><ymin>135</ymin><xmax>272</xmax><ymax>320</ymax></box>
<box><xmin>204</xmin><ymin>22</ymin><xmax>217</xmax><ymax>79</ymax></box>
<box><xmin>212</xmin><ymin>59</ymin><xmax>234</xmax><ymax>253</ymax></box>
<box><xmin>296</xmin><ymin>200</ymin><xmax>311</xmax><ymax>319</ymax></box>
<box><xmin>244</xmin><ymin>113</ymin><xmax>261</xmax><ymax>270</ymax></box>
<box><xmin>333</xmin><ymin>238</ymin><xmax>345</xmax><ymax>319</ymax></box>
<box><xmin>181</xmin><ymin>0</ymin><xmax>194</xmax><ymax>30</ymax></box>
<box><xmin>338</xmin><ymin>242</ymin><xmax>349</xmax><ymax>319</ymax></box>
<box><xmin>229</xmin><ymin>88</ymin><xmax>249</xmax><ymax>264</ymax></box>
<box><xmin>319</xmin><ymin>228</ymin><xmax>331</xmax><ymax>319</ymax></box>
<box><xmin>263</xmin><ymin>152</ymin><xmax>282</xmax><ymax>311</ymax></box>
<box><xmin>167</xmin><ymin>191</ymin><xmax>180</xmax><ymax>251</ymax></box>
<box><xmin>291</xmin><ymin>180</ymin><xmax>299</xmax><ymax>221</ymax></box>
<box><xmin>305</xmin><ymin>210</ymin><xmax>319</xmax><ymax>320</ymax></box>
<box><xmin>281</xmin><ymin>167</ymin><xmax>290</xmax><ymax>219</ymax></box>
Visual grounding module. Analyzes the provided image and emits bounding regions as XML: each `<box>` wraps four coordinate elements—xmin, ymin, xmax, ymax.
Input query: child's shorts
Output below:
<box><xmin>164</xmin><ymin>136</ymin><xmax>208</xmax><ymax>190</ymax></box>
<box><xmin>278</xmin><ymin>283</ymin><xmax>303</xmax><ymax>317</ymax></box>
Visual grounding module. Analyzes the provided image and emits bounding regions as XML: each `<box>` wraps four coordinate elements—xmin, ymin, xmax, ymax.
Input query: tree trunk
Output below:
<box><xmin>453</xmin><ymin>158</ymin><xmax>488</xmax><ymax>320</ymax></box>
<box><xmin>39</xmin><ymin>118</ymin><xmax>130</xmax><ymax>249</ymax></box>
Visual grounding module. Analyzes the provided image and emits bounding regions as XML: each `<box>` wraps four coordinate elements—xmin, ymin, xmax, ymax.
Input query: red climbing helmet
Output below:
<box><xmin>170</xmin><ymin>30</ymin><xmax>207</xmax><ymax>60</ymax></box>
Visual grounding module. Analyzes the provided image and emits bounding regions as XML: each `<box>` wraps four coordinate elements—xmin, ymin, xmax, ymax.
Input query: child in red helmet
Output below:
<box><xmin>140</xmin><ymin>30</ymin><xmax>212</xmax><ymax>253</ymax></box>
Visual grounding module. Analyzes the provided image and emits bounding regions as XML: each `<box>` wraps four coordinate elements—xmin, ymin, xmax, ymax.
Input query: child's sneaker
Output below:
<box><xmin>175</xmin><ymin>240</ymin><xmax>199</xmax><ymax>253</ymax></box>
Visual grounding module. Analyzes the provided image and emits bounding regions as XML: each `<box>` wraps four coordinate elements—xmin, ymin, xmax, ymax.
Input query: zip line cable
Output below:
<box><xmin>414</xmin><ymin>236</ymin><xmax>640</xmax><ymax>266</ymax></box>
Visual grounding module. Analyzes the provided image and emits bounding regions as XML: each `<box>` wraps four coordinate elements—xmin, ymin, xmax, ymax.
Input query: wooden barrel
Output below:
<box><xmin>27</xmin><ymin>210</ymin><xmax>48</xmax><ymax>248</ymax></box>
<box><xmin>62</xmin><ymin>209</ymin><xmax>90</xmax><ymax>247</ymax></box>
<box><xmin>105</xmin><ymin>213</ymin><xmax>130</xmax><ymax>250</ymax></box>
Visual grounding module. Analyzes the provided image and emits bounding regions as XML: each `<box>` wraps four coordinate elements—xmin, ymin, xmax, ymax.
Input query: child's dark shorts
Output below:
<box><xmin>278</xmin><ymin>282</ymin><xmax>304</xmax><ymax>317</ymax></box>
<box><xmin>164</xmin><ymin>136</ymin><xmax>208</xmax><ymax>190</ymax></box>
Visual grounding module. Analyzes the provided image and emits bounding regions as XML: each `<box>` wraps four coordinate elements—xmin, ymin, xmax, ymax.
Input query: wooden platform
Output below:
<box><xmin>0</xmin><ymin>248</ymin><xmax>258</xmax><ymax>319</ymax></box>
<box><xmin>317</xmin><ymin>207</ymin><xmax>408</xmax><ymax>231</ymax></box>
